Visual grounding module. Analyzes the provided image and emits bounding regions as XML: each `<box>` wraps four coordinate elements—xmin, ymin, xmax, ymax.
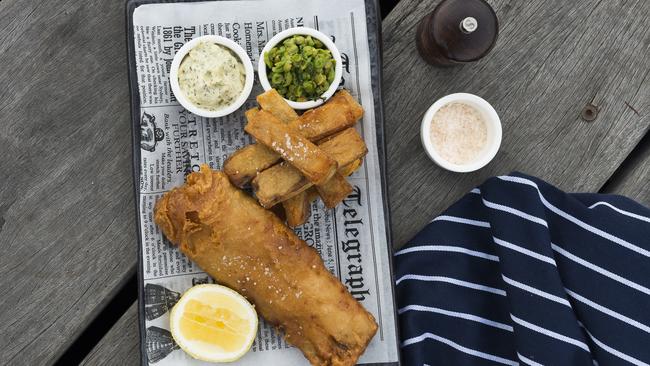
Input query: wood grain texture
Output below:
<box><xmin>0</xmin><ymin>0</ymin><xmax>136</xmax><ymax>364</ymax></box>
<box><xmin>601</xmin><ymin>135</ymin><xmax>650</xmax><ymax>205</ymax></box>
<box><xmin>1</xmin><ymin>0</ymin><xmax>649</xmax><ymax>364</ymax></box>
<box><xmin>382</xmin><ymin>0</ymin><xmax>650</xmax><ymax>246</ymax></box>
<box><xmin>80</xmin><ymin>302</ymin><xmax>141</xmax><ymax>366</ymax></box>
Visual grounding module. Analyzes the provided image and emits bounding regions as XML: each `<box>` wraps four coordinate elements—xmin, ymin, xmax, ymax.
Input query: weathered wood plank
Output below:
<box><xmin>601</xmin><ymin>135</ymin><xmax>650</xmax><ymax>205</ymax></box>
<box><xmin>2</xmin><ymin>0</ymin><xmax>649</xmax><ymax>364</ymax></box>
<box><xmin>0</xmin><ymin>0</ymin><xmax>137</xmax><ymax>364</ymax></box>
<box><xmin>66</xmin><ymin>0</ymin><xmax>650</xmax><ymax>363</ymax></box>
<box><xmin>80</xmin><ymin>302</ymin><xmax>140</xmax><ymax>366</ymax></box>
<box><xmin>382</xmin><ymin>0</ymin><xmax>650</xmax><ymax>246</ymax></box>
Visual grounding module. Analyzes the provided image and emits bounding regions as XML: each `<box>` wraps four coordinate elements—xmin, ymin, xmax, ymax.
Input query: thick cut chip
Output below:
<box><xmin>287</xmin><ymin>89</ymin><xmax>363</xmax><ymax>141</ymax></box>
<box><xmin>316</xmin><ymin>173</ymin><xmax>353</xmax><ymax>209</ymax></box>
<box><xmin>283</xmin><ymin>188</ymin><xmax>320</xmax><ymax>227</ymax></box>
<box><xmin>339</xmin><ymin>158</ymin><xmax>363</xmax><ymax>177</ymax></box>
<box><xmin>245</xmin><ymin>109</ymin><xmax>338</xmax><ymax>185</ymax></box>
<box><xmin>253</xmin><ymin>162</ymin><xmax>311</xmax><ymax>207</ymax></box>
<box><xmin>257</xmin><ymin>89</ymin><xmax>298</xmax><ymax>124</ymax></box>
<box><xmin>314</xmin><ymin>158</ymin><xmax>363</xmax><ymax>210</ymax></box>
<box><xmin>283</xmin><ymin>189</ymin><xmax>315</xmax><ymax>228</ymax></box>
<box><xmin>223</xmin><ymin>90</ymin><xmax>300</xmax><ymax>187</ymax></box>
<box><xmin>316</xmin><ymin>128</ymin><xmax>368</xmax><ymax>168</ymax></box>
<box><xmin>286</xmin><ymin>159</ymin><xmax>364</xmax><ymax>226</ymax></box>
<box><xmin>224</xmin><ymin>90</ymin><xmax>363</xmax><ymax>187</ymax></box>
<box><xmin>253</xmin><ymin>128</ymin><xmax>367</xmax><ymax>208</ymax></box>
<box><xmin>223</xmin><ymin>144</ymin><xmax>280</xmax><ymax>187</ymax></box>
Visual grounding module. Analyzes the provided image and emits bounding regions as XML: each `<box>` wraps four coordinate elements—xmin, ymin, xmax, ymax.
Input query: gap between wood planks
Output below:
<box><xmin>599</xmin><ymin>128</ymin><xmax>650</xmax><ymax>195</ymax></box>
<box><xmin>50</xmin><ymin>0</ymin><xmax>647</xmax><ymax>362</ymax></box>
<box><xmin>50</xmin><ymin>1</ymin><xmax>401</xmax><ymax>363</ymax></box>
<box><xmin>53</xmin><ymin>274</ymin><xmax>138</xmax><ymax>365</ymax></box>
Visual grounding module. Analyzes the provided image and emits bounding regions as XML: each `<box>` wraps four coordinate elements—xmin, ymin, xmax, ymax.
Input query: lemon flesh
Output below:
<box><xmin>170</xmin><ymin>284</ymin><xmax>258</xmax><ymax>362</ymax></box>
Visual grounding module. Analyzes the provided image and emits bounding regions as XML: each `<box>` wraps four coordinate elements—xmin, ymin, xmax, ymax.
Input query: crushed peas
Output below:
<box><xmin>264</xmin><ymin>35</ymin><xmax>336</xmax><ymax>102</ymax></box>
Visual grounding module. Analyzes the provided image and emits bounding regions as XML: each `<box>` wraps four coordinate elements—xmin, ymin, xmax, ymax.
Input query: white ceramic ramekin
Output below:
<box><xmin>258</xmin><ymin>27</ymin><xmax>343</xmax><ymax>110</ymax></box>
<box><xmin>170</xmin><ymin>35</ymin><xmax>254</xmax><ymax>118</ymax></box>
<box><xmin>420</xmin><ymin>93</ymin><xmax>502</xmax><ymax>173</ymax></box>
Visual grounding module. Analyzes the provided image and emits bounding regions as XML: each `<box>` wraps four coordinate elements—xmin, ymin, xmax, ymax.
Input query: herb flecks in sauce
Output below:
<box><xmin>178</xmin><ymin>42</ymin><xmax>245</xmax><ymax>111</ymax></box>
<box><xmin>264</xmin><ymin>35</ymin><xmax>335</xmax><ymax>102</ymax></box>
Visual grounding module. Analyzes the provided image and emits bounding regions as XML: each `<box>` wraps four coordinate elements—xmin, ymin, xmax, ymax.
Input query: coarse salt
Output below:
<box><xmin>429</xmin><ymin>103</ymin><xmax>487</xmax><ymax>165</ymax></box>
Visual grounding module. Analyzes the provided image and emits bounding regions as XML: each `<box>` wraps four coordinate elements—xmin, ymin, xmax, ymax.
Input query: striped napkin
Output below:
<box><xmin>394</xmin><ymin>173</ymin><xmax>650</xmax><ymax>366</ymax></box>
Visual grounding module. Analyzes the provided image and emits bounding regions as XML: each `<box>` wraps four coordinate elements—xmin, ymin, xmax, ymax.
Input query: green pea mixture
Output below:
<box><xmin>264</xmin><ymin>35</ymin><xmax>336</xmax><ymax>102</ymax></box>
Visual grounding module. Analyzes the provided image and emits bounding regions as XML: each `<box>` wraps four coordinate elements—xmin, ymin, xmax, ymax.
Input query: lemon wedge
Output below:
<box><xmin>170</xmin><ymin>284</ymin><xmax>258</xmax><ymax>362</ymax></box>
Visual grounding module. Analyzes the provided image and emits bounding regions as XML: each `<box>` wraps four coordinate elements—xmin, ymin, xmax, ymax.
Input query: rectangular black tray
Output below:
<box><xmin>125</xmin><ymin>1</ymin><xmax>398</xmax><ymax>364</ymax></box>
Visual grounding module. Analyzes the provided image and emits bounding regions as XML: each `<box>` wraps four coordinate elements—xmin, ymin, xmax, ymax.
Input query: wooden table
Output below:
<box><xmin>0</xmin><ymin>0</ymin><xmax>648</xmax><ymax>364</ymax></box>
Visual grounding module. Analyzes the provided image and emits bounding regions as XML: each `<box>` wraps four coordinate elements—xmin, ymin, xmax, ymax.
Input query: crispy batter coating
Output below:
<box><xmin>154</xmin><ymin>166</ymin><xmax>378</xmax><ymax>366</ymax></box>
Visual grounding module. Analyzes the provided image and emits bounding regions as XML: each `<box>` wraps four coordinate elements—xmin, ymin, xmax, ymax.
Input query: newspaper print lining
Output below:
<box><xmin>132</xmin><ymin>1</ymin><xmax>399</xmax><ymax>364</ymax></box>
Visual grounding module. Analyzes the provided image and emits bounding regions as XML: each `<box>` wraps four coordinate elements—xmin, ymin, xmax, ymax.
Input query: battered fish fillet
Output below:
<box><xmin>154</xmin><ymin>165</ymin><xmax>378</xmax><ymax>366</ymax></box>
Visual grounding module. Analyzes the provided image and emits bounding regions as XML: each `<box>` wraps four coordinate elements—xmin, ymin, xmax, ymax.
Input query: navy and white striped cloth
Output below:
<box><xmin>395</xmin><ymin>173</ymin><xmax>650</xmax><ymax>366</ymax></box>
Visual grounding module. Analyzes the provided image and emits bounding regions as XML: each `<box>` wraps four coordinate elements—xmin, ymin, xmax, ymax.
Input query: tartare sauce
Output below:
<box><xmin>178</xmin><ymin>42</ymin><xmax>245</xmax><ymax>111</ymax></box>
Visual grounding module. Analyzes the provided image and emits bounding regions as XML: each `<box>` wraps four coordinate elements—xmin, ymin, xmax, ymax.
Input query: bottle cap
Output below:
<box><xmin>460</xmin><ymin>17</ymin><xmax>478</xmax><ymax>33</ymax></box>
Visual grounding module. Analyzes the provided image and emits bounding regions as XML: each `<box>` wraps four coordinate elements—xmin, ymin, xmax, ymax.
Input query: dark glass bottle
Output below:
<box><xmin>416</xmin><ymin>0</ymin><xmax>499</xmax><ymax>66</ymax></box>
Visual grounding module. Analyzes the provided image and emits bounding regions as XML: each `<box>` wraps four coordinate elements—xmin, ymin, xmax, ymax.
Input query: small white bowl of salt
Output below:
<box><xmin>420</xmin><ymin>93</ymin><xmax>501</xmax><ymax>173</ymax></box>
